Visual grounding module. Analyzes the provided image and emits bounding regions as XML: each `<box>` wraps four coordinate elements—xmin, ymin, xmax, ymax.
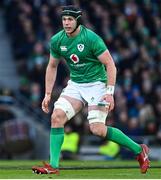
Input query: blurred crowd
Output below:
<box><xmin>1</xmin><ymin>0</ymin><xmax>161</xmax><ymax>147</ymax></box>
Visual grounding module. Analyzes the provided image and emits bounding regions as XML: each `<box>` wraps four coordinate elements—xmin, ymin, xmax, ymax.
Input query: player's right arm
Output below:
<box><xmin>42</xmin><ymin>54</ymin><xmax>59</xmax><ymax>113</ymax></box>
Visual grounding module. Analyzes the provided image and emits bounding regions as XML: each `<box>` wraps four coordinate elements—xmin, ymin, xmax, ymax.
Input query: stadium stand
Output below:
<box><xmin>1</xmin><ymin>0</ymin><xmax>161</xmax><ymax>159</ymax></box>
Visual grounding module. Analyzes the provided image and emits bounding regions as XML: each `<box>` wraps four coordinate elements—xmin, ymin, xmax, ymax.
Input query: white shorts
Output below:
<box><xmin>54</xmin><ymin>80</ymin><xmax>108</xmax><ymax>124</ymax></box>
<box><xmin>61</xmin><ymin>80</ymin><xmax>107</xmax><ymax>106</ymax></box>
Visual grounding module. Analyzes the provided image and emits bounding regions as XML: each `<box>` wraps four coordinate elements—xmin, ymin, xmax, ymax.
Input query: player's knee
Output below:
<box><xmin>88</xmin><ymin>110</ymin><xmax>107</xmax><ymax>137</ymax></box>
<box><xmin>51</xmin><ymin>109</ymin><xmax>66</xmax><ymax>127</ymax></box>
<box><xmin>54</xmin><ymin>97</ymin><xmax>75</xmax><ymax>120</ymax></box>
<box><xmin>89</xmin><ymin>123</ymin><xmax>106</xmax><ymax>137</ymax></box>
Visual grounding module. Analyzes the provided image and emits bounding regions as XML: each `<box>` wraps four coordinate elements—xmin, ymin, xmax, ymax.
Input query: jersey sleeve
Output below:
<box><xmin>50</xmin><ymin>35</ymin><xmax>61</xmax><ymax>59</ymax></box>
<box><xmin>92</xmin><ymin>35</ymin><xmax>108</xmax><ymax>57</ymax></box>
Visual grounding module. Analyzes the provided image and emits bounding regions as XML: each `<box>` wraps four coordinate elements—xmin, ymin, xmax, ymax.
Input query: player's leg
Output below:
<box><xmin>84</xmin><ymin>82</ymin><xmax>150</xmax><ymax>173</ymax></box>
<box><xmin>32</xmin><ymin>96</ymin><xmax>83</xmax><ymax>174</ymax></box>
<box><xmin>49</xmin><ymin>81</ymin><xmax>84</xmax><ymax>170</ymax></box>
<box><xmin>89</xmin><ymin>122</ymin><xmax>150</xmax><ymax>173</ymax></box>
<box><xmin>89</xmin><ymin>118</ymin><xmax>142</xmax><ymax>156</ymax></box>
<box><xmin>32</xmin><ymin>81</ymin><xmax>84</xmax><ymax>174</ymax></box>
<box><xmin>50</xmin><ymin>95</ymin><xmax>83</xmax><ymax>169</ymax></box>
<box><xmin>88</xmin><ymin>109</ymin><xmax>150</xmax><ymax>173</ymax></box>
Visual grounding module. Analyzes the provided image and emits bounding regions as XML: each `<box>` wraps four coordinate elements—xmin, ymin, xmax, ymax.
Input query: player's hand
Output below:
<box><xmin>101</xmin><ymin>94</ymin><xmax>114</xmax><ymax>112</ymax></box>
<box><xmin>42</xmin><ymin>94</ymin><xmax>51</xmax><ymax>113</ymax></box>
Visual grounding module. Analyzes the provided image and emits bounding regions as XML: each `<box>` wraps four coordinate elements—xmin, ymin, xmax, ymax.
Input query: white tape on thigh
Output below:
<box><xmin>54</xmin><ymin>97</ymin><xmax>75</xmax><ymax>120</ymax></box>
<box><xmin>87</xmin><ymin>110</ymin><xmax>108</xmax><ymax>124</ymax></box>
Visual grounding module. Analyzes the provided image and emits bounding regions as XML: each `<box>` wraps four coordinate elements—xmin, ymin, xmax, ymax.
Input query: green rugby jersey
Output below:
<box><xmin>50</xmin><ymin>25</ymin><xmax>108</xmax><ymax>83</ymax></box>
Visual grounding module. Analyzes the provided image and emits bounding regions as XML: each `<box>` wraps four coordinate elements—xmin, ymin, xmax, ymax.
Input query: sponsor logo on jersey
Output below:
<box><xmin>60</xmin><ymin>46</ymin><xmax>67</xmax><ymax>51</ymax></box>
<box><xmin>77</xmin><ymin>44</ymin><xmax>84</xmax><ymax>52</ymax></box>
<box><xmin>70</xmin><ymin>54</ymin><xmax>79</xmax><ymax>64</ymax></box>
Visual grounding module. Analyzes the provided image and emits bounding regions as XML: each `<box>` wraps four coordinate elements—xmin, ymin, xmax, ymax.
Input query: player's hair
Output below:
<box><xmin>61</xmin><ymin>5</ymin><xmax>82</xmax><ymax>33</ymax></box>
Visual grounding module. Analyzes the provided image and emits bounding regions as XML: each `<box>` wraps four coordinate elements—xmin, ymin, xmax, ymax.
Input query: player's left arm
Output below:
<box><xmin>97</xmin><ymin>49</ymin><xmax>117</xmax><ymax>111</ymax></box>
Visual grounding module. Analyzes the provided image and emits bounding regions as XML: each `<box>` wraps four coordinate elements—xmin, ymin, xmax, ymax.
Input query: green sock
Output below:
<box><xmin>50</xmin><ymin>128</ymin><xmax>64</xmax><ymax>168</ymax></box>
<box><xmin>107</xmin><ymin>126</ymin><xmax>142</xmax><ymax>155</ymax></box>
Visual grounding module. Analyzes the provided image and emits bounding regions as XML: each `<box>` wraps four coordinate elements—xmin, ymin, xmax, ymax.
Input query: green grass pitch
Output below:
<box><xmin>0</xmin><ymin>160</ymin><xmax>161</xmax><ymax>179</ymax></box>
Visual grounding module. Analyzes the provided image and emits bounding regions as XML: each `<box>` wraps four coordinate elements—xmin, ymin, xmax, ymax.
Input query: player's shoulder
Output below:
<box><xmin>81</xmin><ymin>25</ymin><xmax>102</xmax><ymax>41</ymax></box>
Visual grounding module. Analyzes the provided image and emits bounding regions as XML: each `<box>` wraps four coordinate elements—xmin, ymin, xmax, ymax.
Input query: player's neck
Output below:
<box><xmin>67</xmin><ymin>26</ymin><xmax>81</xmax><ymax>37</ymax></box>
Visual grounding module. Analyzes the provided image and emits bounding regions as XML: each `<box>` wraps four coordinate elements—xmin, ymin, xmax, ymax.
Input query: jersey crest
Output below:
<box><xmin>70</xmin><ymin>54</ymin><xmax>79</xmax><ymax>64</ymax></box>
<box><xmin>77</xmin><ymin>44</ymin><xmax>84</xmax><ymax>52</ymax></box>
